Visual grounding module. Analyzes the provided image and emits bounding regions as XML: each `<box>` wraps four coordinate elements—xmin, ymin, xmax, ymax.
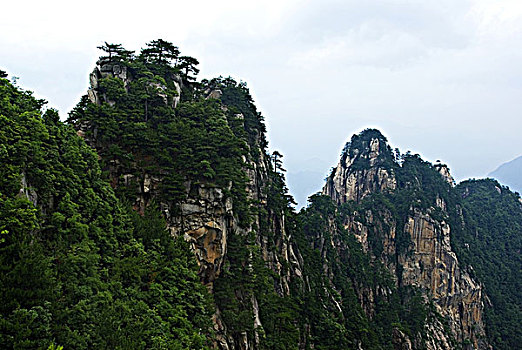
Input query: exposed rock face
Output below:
<box><xmin>401</xmin><ymin>209</ymin><xmax>486</xmax><ymax>349</ymax></box>
<box><xmin>80</xmin><ymin>59</ymin><xmax>182</xmax><ymax>150</ymax></box>
<box><xmin>393</xmin><ymin>327</ymin><xmax>413</xmax><ymax>350</ymax></box>
<box><xmin>88</xmin><ymin>59</ymin><xmax>130</xmax><ymax>105</ymax></box>
<box><xmin>19</xmin><ymin>172</ymin><xmax>38</xmax><ymax>207</ymax></box>
<box><xmin>169</xmin><ymin>139</ymin><xmax>301</xmax><ymax>349</ymax></box>
<box><xmin>206</xmin><ymin>89</ymin><xmax>223</xmax><ymax>100</ymax></box>
<box><xmin>323</xmin><ymin>130</ymin><xmax>488</xmax><ymax>350</ymax></box>
<box><xmin>175</xmin><ymin>185</ymin><xmax>232</xmax><ymax>286</ymax></box>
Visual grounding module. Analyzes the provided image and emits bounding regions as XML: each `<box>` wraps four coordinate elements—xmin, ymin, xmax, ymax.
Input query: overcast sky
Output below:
<box><xmin>2</xmin><ymin>0</ymin><xmax>522</xmax><ymax>205</ymax></box>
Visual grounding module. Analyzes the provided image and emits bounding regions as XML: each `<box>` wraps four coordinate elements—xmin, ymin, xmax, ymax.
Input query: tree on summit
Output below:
<box><xmin>177</xmin><ymin>56</ymin><xmax>200</xmax><ymax>81</ymax></box>
<box><xmin>140</xmin><ymin>39</ymin><xmax>180</xmax><ymax>65</ymax></box>
<box><xmin>97</xmin><ymin>42</ymin><xmax>134</xmax><ymax>62</ymax></box>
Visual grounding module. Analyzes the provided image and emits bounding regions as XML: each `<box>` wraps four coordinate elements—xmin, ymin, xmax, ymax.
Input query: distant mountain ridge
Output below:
<box><xmin>489</xmin><ymin>155</ymin><xmax>522</xmax><ymax>194</ymax></box>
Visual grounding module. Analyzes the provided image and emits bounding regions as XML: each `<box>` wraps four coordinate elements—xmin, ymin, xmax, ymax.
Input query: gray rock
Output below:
<box><xmin>181</xmin><ymin>203</ymin><xmax>203</xmax><ymax>215</ymax></box>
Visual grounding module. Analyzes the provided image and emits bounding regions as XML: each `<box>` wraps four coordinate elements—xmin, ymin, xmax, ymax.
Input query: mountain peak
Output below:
<box><xmin>323</xmin><ymin>129</ymin><xmax>396</xmax><ymax>203</ymax></box>
<box><xmin>341</xmin><ymin>128</ymin><xmax>390</xmax><ymax>157</ymax></box>
<box><xmin>353</xmin><ymin>128</ymin><xmax>387</xmax><ymax>143</ymax></box>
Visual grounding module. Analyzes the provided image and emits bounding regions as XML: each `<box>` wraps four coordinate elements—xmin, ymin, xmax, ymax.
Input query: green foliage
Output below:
<box><xmin>0</xmin><ymin>74</ymin><xmax>213</xmax><ymax>349</ymax></box>
<box><xmin>97</xmin><ymin>42</ymin><xmax>134</xmax><ymax>62</ymax></box>
<box><xmin>452</xmin><ymin>179</ymin><xmax>522</xmax><ymax>350</ymax></box>
<box><xmin>177</xmin><ymin>56</ymin><xmax>200</xmax><ymax>82</ymax></box>
<box><xmin>68</xmin><ymin>46</ymin><xmax>250</xmax><ymax>223</ymax></box>
<box><xmin>140</xmin><ymin>39</ymin><xmax>180</xmax><ymax>65</ymax></box>
<box><xmin>137</xmin><ymin>39</ymin><xmax>199</xmax><ymax>83</ymax></box>
<box><xmin>201</xmin><ymin>77</ymin><xmax>268</xmax><ymax>151</ymax></box>
<box><xmin>214</xmin><ymin>232</ymin><xmax>256</xmax><ymax>337</ymax></box>
<box><xmin>289</xmin><ymin>194</ymin><xmax>429</xmax><ymax>349</ymax></box>
<box><xmin>47</xmin><ymin>345</ymin><xmax>63</xmax><ymax>350</ymax></box>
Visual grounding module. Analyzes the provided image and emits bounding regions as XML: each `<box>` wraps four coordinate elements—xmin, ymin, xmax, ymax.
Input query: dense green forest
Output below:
<box><xmin>1</xmin><ymin>41</ymin><xmax>298</xmax><ymax>349</ymax></box>
<box><xmin>453</xmin><ymin>179</ymin><xmax>522</xmax><ymax>350</ymax></box>
<box><xmin>0</xmin><ymin>68</ymin><xmax>213</xmax><ymax>349</ymax></box>
<box><xmin>1</xmin><ymin>40</ymin><xmax>520</xmax><ymax>349</ymax></box>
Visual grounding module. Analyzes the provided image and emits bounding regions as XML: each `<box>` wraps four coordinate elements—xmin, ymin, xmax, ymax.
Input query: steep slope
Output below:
<box><xmin>488</xmin><ymin>155</ymin><xmax>522</xmax><ymax>194</ymax></box>
<box><xmin>453</xmin><ymin>179</ymin><xmax>522</xmax><ymax>350</ymax></box>
<box><xmin>289</xmin><ymin>194</ymin><xmax>431</xmax><ymax>349</ymax></box>
<box><xmin>321</xmin><ymin>129</ymin><xmax>488</xmax><ymax>349</ymax></box>
<box><xmin>0</xmin><ymin>70</ymin><xmax>213</xmax><ymax>349</ymax></box>
<box><xmin>68</xmin><ymin>44</ymin><xmax>302</xmax><ymax>349</ymax></box>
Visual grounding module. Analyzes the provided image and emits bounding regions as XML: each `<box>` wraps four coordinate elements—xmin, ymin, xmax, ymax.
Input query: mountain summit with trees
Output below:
<box><xmin>0</xmin><ymin>40</ymin><xmax>520</xmax><ymax>350</ymax></box>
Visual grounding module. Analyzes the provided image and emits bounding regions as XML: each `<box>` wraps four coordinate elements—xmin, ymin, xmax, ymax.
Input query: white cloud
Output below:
<box><xmin>472</xmin><ymin>0</ymin><xmax>522</xmax><ymax>32</ymax></box>
<box><xmin>289</xmin><ymin>22</ymin><xmax>428</xmax><ymax>69</ymax></box>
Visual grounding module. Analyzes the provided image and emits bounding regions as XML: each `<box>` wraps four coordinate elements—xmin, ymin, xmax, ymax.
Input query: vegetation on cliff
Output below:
<box><xmin>453</xmin><ymin>179</ymin><xmax>522</xmax><ymax>350</ymax></box>
<box><xmin>322</xmin><ymin>129</ymin><xmax>521</xmax><ymax>349</ymax></box>
<box><xmin>0</xmin><ymin>70</ymin><xmax>213</xmax><ymax>349</ymax></box>
<box><xmin>1</xmin><ymin>40</ymin><xmax>520</xmax><ymax>350</ymax></box>
<box><xmin>68</xmin><ymin>41</ymin><xmax>298</xmax><ymax>348</ymax></box>
<box><xmin>290</xmin><ymin>193</ymin><xmax>427</xmax><ymax>349</ymax></box>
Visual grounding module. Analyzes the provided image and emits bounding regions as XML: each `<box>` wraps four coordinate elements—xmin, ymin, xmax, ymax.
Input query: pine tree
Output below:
<box><xmin>140</xmin><ymin>39</ymin><xmax>180</xmax><ymax>65</ymax></box>
<box><xmin>177</xmin><ymin>56</ymin><xmax>200</xmax><ymax>81</ymax></box>
<box><xmin>97</xmin><ymin>42</ymin><xmax>134</xmax><ymax>62</ymax></box>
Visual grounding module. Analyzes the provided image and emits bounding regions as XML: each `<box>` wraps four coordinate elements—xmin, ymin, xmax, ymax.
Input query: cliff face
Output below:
<box><xmin>77</xmin><ymin>59</ymin><xmax>302</xmax><ymax>350</ymax></box>
<box><xmin>401</xmin><ymin>209</ymin><xmax>484</xmax><ymax>349</ymax></box>
<box><xmin>171</xmin><ymin>126</ymin><xmax>301</xmax><ymax>349</ymax></box>
<box><xmin>323</xmin><ymin>130</ymin><xmax>488</xmax><ymax>350</ymax></box>
<box><xmin>87</xmin><ymin>57</ymin><xmax>182</xmax><ymax>108</ymax></box>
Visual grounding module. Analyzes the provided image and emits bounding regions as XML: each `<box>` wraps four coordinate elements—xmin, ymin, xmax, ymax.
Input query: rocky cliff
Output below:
<box><xmin>323</xmin><ymin>129</ymin><xmax>397</xmax><ymax>203</ymax></box>
<box><xmin>323</xmin><ymin>130</ymin><xmax>488</xmax><ymax>349</ymax></box>
<box><xmin>72</xmin><ymin>57</ymin><xmax>302</xmax><ymax>349</ymax></box>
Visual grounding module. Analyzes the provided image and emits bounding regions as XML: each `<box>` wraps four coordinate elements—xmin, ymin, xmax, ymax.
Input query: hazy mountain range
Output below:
<box><xmin>489</xmin><ymin>155</ymin><xmax>522</xmax><ymax>194</ymax></box>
